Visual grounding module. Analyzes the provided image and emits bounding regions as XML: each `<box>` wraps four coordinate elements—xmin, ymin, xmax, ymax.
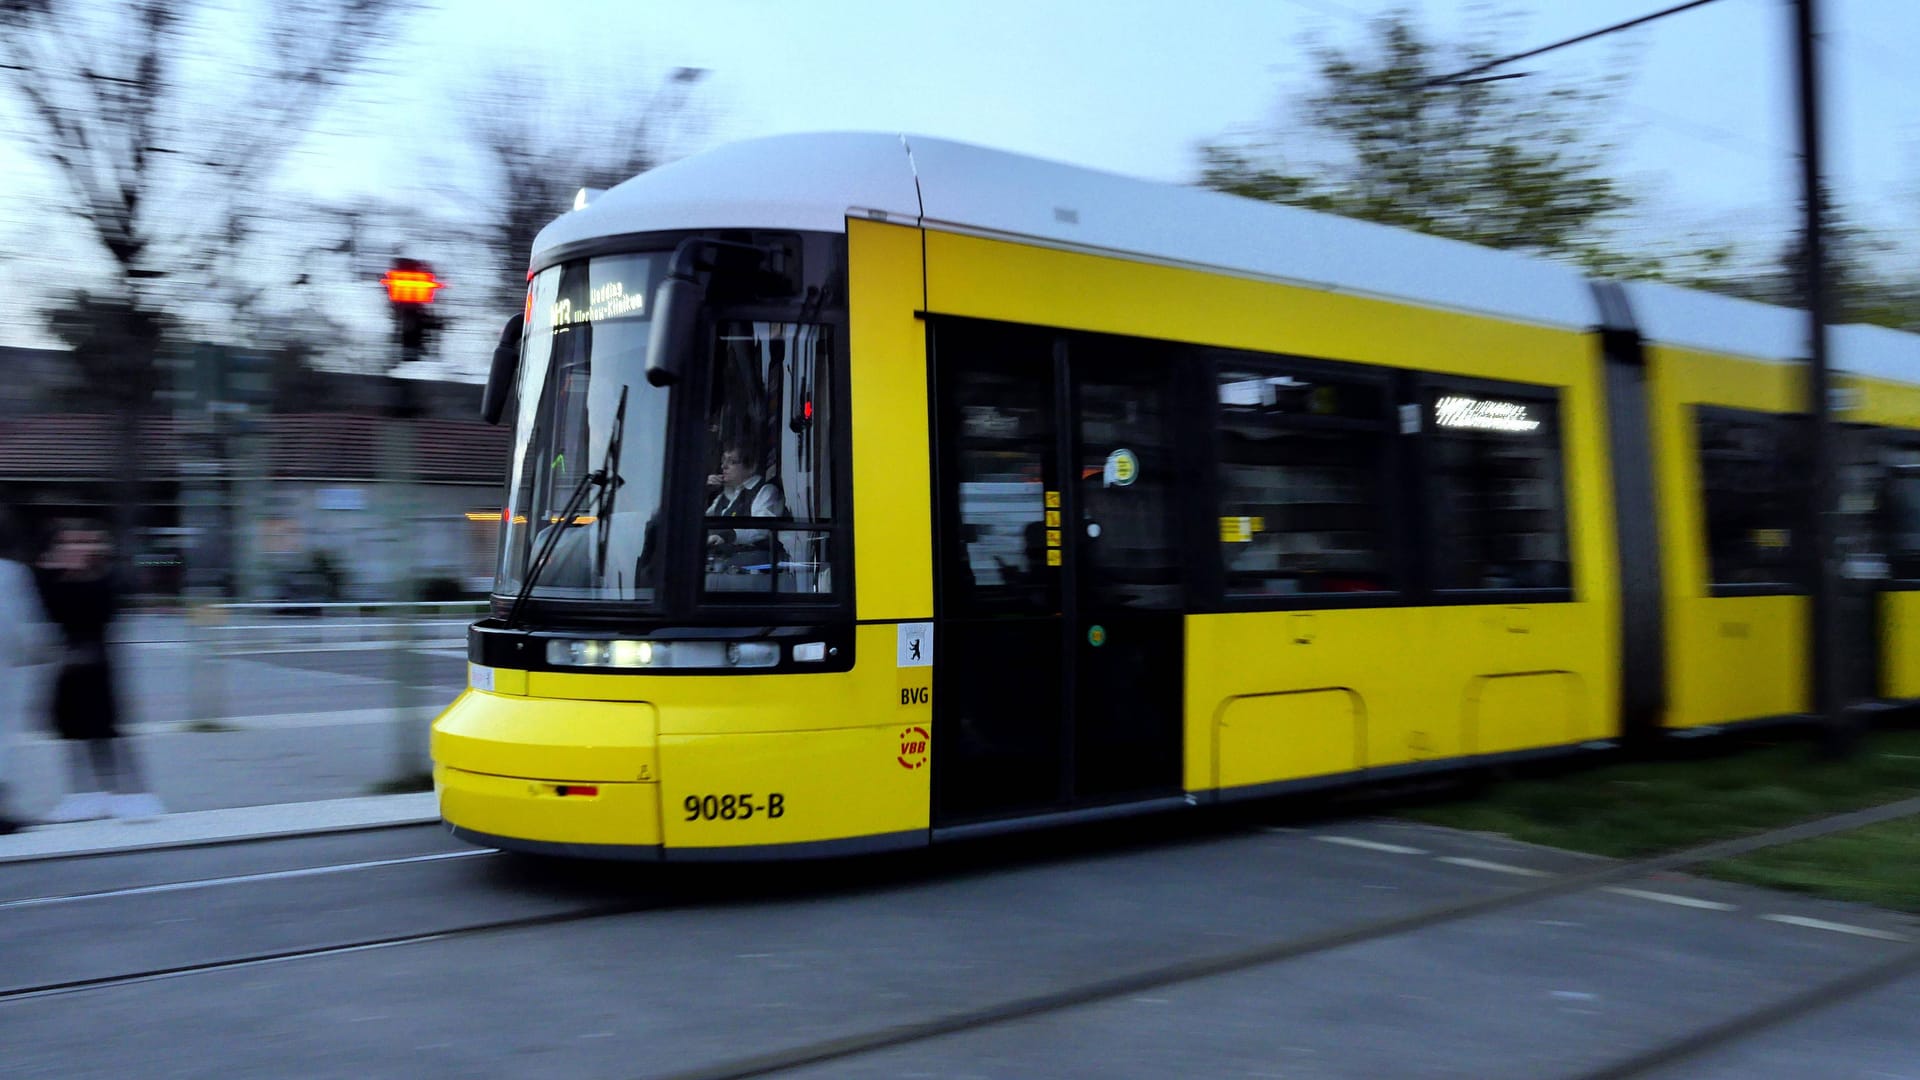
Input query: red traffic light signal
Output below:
<box><xmin>382</xmin><ymin>260</ymin><xmax>442</xmax><ymax>304</ymax></box>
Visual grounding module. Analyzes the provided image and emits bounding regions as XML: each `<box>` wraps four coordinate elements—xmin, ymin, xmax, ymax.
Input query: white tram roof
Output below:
<box><xmin>532</xmin><ymin>132</ymin><xmax>1597</xmax><ymax>331</ymax></box>
<box><xmin>1624</xmin><ymin>279</ymin><xmax>1920</xmax><ymax>385</ymax></box>
<box><xmin>532</xmin><ymin>132</ymin><xmax>1920</xmax><ymax>385</ymax></box>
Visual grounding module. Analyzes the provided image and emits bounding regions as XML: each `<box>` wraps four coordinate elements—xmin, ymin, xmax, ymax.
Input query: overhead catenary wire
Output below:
<box><xmin>1423</xmin><ymin>0</ymin><xmax>1728</xmax><ymax>87</ymax></box>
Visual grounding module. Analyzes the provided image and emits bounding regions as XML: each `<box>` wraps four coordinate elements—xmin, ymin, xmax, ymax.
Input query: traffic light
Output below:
<box><xmin>382</xmin><ymin>258</ymin><xmax>443</xmax><ymax>359</ymax></box>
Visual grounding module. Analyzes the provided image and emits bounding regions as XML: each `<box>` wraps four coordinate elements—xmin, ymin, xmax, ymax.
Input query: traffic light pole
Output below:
<box><xmin>381</xmin><ymin>259</ymin><xmax>440</xmax><ymax>788</ymax></box>
<box><xmin>386</xmin><ymin>351</ymin><xmax>429</xmax><ymax>785</ymax></box>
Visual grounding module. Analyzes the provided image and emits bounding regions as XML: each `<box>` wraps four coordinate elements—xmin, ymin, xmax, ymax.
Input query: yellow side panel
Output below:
<box><xmin>1467</xmin><ymin>672</ymin><xmax>1586</xmax><ymax>755</ymax></box>
<box><xmin>437</xmin><ymin>766</ymin><xmax>660</xmax><ymax>848</ymax></box>
<box><xmin>923</xmin><ymin>229</ymin><xmax>1582</xmax><ymax>385</ymax></box>
<box><xmin>1215</xmin><ymin>689</ymin><xmax>1361</xmax><ymax>790</ymax></box>
<box><xmin>1882</xmin><ymin>593</ymin><xmax>1920</xmax><ymax>699</ymax></box>
<box><xmin>1647</xmin><ymin>345</ymin><xmax>1812</xmax><ymax>729</ymax></box>
<box><xmin>1837</xmin><ymin>374</ymin><xmax>1920</xmax><ymax>431</ymax></box>
<box><xmin>1186</xmin><ymin>605</ymin><xmax>1612</xmax><ymax>794</ymax></box>
<box><xmin>1669</xmin><ymin>595</ymin><xmax>1810</xmax><ymax>727</ymax></box>
<box><xmin>432</xmin><ymin>690</ymin><xmax>658</xmax><ymax>782</ymax></box>
<box><xmin>1657</xmin><ymin>349</ymin><xmax>1806</xmax><ymax>414</ymax></box>
<box><xmin>659</xmin><ymin>724</ymin><xmax>929</xmax><ymax>849</ymax></box>
<box><xmin>847</xmin><ymin>217</ymin><xmax>933</xmax><ymax>622</ymax></box>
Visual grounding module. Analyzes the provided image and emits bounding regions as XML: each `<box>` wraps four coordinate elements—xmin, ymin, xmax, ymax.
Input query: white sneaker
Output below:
<box><xmin>111</xmin><ymin>793</ymin><xmax>167</xmax><ymax>822</ymax></box>
<box><xmin>44</xmin><ymin>792</ymin><xmax>110</xmax><ymax>823</ymax></box>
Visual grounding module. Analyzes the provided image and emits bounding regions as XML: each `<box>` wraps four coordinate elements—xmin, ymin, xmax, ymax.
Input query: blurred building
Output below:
<box><xmin>0</xmin><ymin>346</ymin><xmax>510</xmax><ymax>600</ymax></box>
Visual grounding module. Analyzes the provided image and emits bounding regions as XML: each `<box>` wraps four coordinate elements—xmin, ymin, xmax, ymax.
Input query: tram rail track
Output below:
<box><xmin>0</xmin><ymin>900</ymin><xmax>655</xmax><ymax>1005</ymax></box>
<box><xmin>648</xmin><ymin>794</ymin><xmax>1920</xmax><ymax>1080</ymax></box>
<box><xmin>0</xmin><ymin>849</ymin><xmax>497</xmax><ymax>912</ymax></box>
<box><xmin>0</xmin><ymin>837</ymin><xmax>647</xmax><ymax>1005</ymax></box>
<box><xmin>6</xmin><ymin>795</ymin><xmax>1919</xmax><ymax>1077</ymax></box>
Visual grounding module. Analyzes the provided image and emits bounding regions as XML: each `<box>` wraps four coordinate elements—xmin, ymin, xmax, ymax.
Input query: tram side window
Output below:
<box><xmin>1212</xmin><ymin>363</ymin><xmax>1396</xmax><ymax>597</ymax></box>
<box><xmin>1887</xmin><ymin>444</ymin><xmax>1920</xmax><ymax>582</ymax></box>
<box><xmin>1425</xmin><ymin>387</ymin><xmax>1570</xmax><ymax>592</ymax></box>
<box><xmin>1695</xmin><ymin>409</ymin><xmax>1805</xmax><ymax>590</ymax></box>
<box><xmin>702</xmin><ymin>321</ymin><xmax>836</xmax><ymax>597</ymax></box>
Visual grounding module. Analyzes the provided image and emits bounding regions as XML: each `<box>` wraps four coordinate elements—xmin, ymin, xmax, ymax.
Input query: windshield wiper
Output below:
<box><xmin>505</xmin><ymin>384</ymin><xmax>635</xmax><ymax>630</ymax></box>
<box><xmin>504</xmin><ymin>466</ymin><xmax>607</xmax><ymax>630</ymax></box>
<box><xmin>593</xmin><ymin>385</ymin><xmax>630</xmax><ymax>581</ymax></box>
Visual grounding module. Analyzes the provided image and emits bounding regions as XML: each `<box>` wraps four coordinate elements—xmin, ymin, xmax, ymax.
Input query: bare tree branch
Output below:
<box><xmin>0</xmin><ymin>0</ymin><xmax>408</xmax><ymax>552</ymax></box>
<box><xmin>457</xmin><ymin>61</ymin><xmax>713</xmax><ymax>319</ymax></box>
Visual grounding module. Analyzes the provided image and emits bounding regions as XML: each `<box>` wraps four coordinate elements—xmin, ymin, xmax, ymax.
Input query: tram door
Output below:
<box><xmin>930</xmin><ymin>319</ymin><xmax>1185</xmax><ymax>825</ymax></box>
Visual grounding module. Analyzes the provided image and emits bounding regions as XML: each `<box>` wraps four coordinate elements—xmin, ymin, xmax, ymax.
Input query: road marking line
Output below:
<box><xmin>0</xmin><ymin>849</ymin><xmax>493</xmax><ymax>910</ymax></box>
<box><xmin>1313</xmin><ymin>836</ymin><xmax>1428</xmax><ymax>856</ymax></box>
<box><xmin>1760</xmin><ymin>914</ymin><xmax>1911</xmax><ymax>942</ymax></box>
<box><xmin>1603</xmin><ymin>887</ymin><xmax>1738</xmax><ymax>911</ymax></box>
<box><xmin>1437</xmin><ymin>856</ymin><xmax>1552</xmax><ymax>877</ymax></box>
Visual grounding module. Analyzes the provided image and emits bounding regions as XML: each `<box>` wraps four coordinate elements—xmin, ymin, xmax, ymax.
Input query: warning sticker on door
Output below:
<box><xmin>897</xmin><ymin>622</ymin><xmax>932</xmax><ymax>667</ymax></box>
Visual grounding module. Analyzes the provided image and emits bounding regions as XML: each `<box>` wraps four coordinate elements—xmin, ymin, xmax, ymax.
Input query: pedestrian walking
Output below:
<box><xmin>0</xmin><ymin>508</ymin><xmax>53</xmax><ymax>834</ymax></box>
<box><xmin>37</xmin><ymin>518</ymin><xmax>164</xmax><ymax>822</ymax></box>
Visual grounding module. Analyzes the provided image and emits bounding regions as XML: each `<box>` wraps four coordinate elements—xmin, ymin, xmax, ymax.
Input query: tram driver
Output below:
<box><xmin>706</xmin><ymin>441</ymin><xmax>787</xmax><ymax>571</ymax></box>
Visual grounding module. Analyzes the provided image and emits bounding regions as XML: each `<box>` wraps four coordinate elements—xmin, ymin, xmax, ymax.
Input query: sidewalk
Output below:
<box><xmin>0</xmin><ymin>793</ymin><xmax>440</xmax><ymax>862</ymax></box>
<box><xmin>1</xmin><ymin>706</ymin><xmax>450</xmax><ymax>862</ymax></box>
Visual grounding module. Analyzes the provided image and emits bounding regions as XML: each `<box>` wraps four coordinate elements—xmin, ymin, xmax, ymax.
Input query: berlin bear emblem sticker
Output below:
<box><xmin>896</xmin><ymin>622</ymin><xmax>932</xmax><ymax>711</ymax></box>
<box><xmin>897</xmin><ymin>622</ymin><xmax>932</xmax><ymax>667</ymax></box>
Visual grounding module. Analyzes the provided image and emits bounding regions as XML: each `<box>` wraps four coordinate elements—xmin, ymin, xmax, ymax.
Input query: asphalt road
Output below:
<box><xmin>3</xmin><ymin>814</ymin><xmax>1917</xmax><ymax>1079</ymax></box>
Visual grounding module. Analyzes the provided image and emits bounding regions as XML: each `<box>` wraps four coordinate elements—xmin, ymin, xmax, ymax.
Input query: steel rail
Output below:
<box><xmin>0</xmin><ymin>900</ymin><xmax>651</xmax><ymax>1005</ymax></box>
<box><xmin>648</xmin><ymin>794</ymin><xmax>1920</xmax><ymax>1080</ymax></box>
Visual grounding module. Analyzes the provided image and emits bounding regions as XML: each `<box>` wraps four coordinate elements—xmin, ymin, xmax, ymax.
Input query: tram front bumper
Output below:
<box><xmin>435</xmin><ymin>764</ymin><xmax>662</xmax><ymax>856</ymax></box>
<box><xmin>432</xmin><ymin>690</ymin><xmax>663</xmax><ymax>853</ymax></box>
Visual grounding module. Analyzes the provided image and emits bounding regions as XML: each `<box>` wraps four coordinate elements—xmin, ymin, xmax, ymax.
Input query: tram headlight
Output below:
<box><xmin>546</xmin><ymin>638</ymin><xmax>782</xmax><ymax>669</ymax></box>
<box><xmin>609</xmin><ymin>639</ymin><xmax>653</xmax><ymax>667</ymax></box>
<box><xmin>727</xmin><ymin>642</ymin><xmax>779</xmax><ymax>668</ymax></box>
<box><xmin>549</xmin><ymin>638</ymin><xmax>651</xmax><ymax>668</ymax></box>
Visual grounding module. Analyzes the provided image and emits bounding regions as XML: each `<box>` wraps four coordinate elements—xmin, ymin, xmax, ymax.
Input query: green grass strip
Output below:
<box><xmin>1709</xmin><ymin>819</ymin><xmax>1920</xmax><ymax>913</ymax></box>
<box><xmin>1401</xmin><ymin>727</ymin><xmax>1920</xmax><ymax>911</ymax></box>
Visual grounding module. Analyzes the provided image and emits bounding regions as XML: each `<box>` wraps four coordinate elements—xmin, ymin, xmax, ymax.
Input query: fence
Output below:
<box><xmin>187</xmin><ymin>600</ymin><xmax>486</xmax><ymax>655</ymax></box>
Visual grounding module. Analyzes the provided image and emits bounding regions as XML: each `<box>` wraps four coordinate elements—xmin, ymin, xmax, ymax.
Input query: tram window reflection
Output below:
<box><xmin>1426</xmin><ymin>387</ymin><xmax>1570</xmax><ymax>592</ymax></box>
<box><xmin>1696</xmin><ymin>408</ymin><xmax>1806</xmax><ymax>590</ymax></box>
<box><xmin>1212</xmin><ymin>363</ymin><xmax>1396</xmax><ymax>598</ymax></box>
<box><xmin>1888</xmin><ymin>449</ymin><xmax>1920</xmax><ymax>582</ymax></box>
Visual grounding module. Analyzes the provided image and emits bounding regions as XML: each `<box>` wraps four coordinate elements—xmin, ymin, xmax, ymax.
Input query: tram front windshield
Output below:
<box><xmin>498</xmin><ymin>250</ymin><xmax>840</xmax><ymax>609</ymax></box>
<box><xmin>498</xmin><ymin>253</ymin><xmax>671</xmax><ymax>604</ymax></box>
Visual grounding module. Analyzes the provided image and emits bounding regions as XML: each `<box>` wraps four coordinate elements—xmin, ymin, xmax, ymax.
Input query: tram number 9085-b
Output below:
<box><xmin>684</xmin><ymin>793</ymin><xmax>786</xmax><ymax>821</ymax></box>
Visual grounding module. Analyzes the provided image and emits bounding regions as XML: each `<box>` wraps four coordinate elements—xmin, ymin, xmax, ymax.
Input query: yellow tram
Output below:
<box><xmin>432</xmin><ymin>133</ymin><xmax>1920</xmax><ymax>859</ymax></box>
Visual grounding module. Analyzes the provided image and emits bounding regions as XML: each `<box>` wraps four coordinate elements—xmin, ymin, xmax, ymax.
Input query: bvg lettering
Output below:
<box><xmin>900</xmin><ymin>686</ymin><xmax>931</xmax><ymax>705</ymax></box>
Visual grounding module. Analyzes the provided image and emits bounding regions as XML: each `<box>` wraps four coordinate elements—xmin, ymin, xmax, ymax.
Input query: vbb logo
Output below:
<box><xmin>897</xmin><ymin>725</ymin><xmax>930</xmax><ymax>770</ymax></box>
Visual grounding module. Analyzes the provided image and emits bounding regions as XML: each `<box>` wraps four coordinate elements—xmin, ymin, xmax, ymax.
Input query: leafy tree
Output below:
<box><xmin>0</xmin><ymin>0</ymin><xmax>404</xmax><ymax>549</ymax></box>
<box><xmin>1197</xmin><ymin>12</ymin><xmax>1642</xmax><ymax>271</ymax></box>
<box><xmin>1679</xmin><ymin>189</ymin><xmax>1920</xmax><ymax>330</ymax></box>
<box><xmin>1775</xmin><ymin>188</ymin><xmax>1920</xmax><ymax>329</ymax></box>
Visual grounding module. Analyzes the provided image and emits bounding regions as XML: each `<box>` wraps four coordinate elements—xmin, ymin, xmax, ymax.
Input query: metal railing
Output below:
<box><xmin>178</xmin><ymin>601</ymin><xmax>487</xmax><ymax>782</ymax></box>
<box><xmin>188</xmin><ymin>600</ymin><xmax>486</xmax><ymax>654</ymax></box>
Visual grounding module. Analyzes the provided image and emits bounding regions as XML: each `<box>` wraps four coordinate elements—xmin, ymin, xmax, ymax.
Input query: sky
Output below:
<box><xmin>2</xmin><ymin>0</ymin><xmax>1917</xmax><ymax>366</ymax></box>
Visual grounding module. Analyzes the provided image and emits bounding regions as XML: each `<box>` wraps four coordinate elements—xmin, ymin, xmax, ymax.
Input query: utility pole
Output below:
<box><xmin>1793</xmin><ymin>0</ymin><xmax>1847</xmax><ymax>755</ymax></box>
